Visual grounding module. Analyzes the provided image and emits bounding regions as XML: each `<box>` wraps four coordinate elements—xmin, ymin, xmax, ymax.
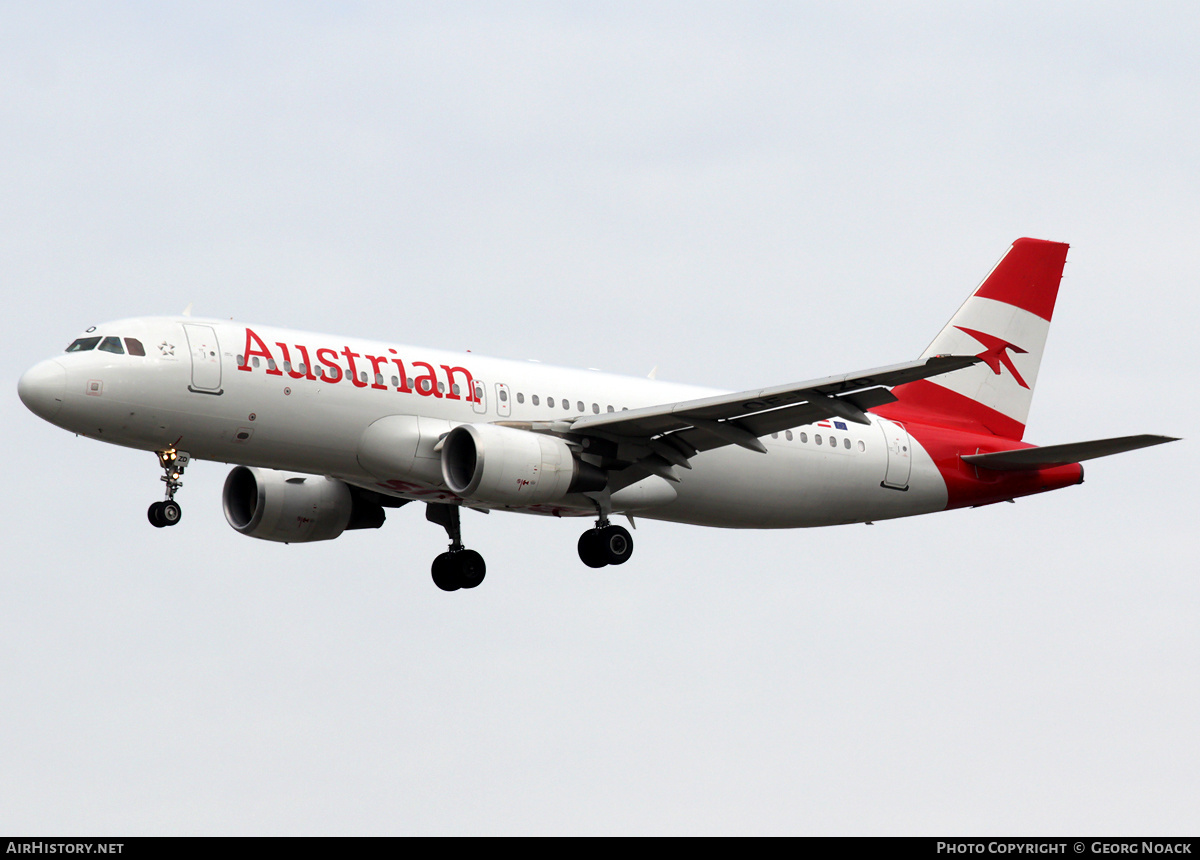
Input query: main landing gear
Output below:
<box><xmin>577</xmin><ymin>516</ymin><xmax>634</xmax><ymax>568</ymax></box>
<box><xmin>425</xmin><ymin>503</ymin><xmax>486</xmax><ymax>592</ymax></box>
<box><xmin>148</xmin><ymin>449</ymin><xmax>189</xmax><ymax>528</ymax></box>
<box><xmin>421</xmin><ymin>503</ymin><xmax>634</xmax><ymax>589</ymax></box>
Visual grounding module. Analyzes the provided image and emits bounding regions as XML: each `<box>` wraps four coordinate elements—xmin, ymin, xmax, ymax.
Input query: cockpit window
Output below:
<box><xmin>98</xmin><ymin>336</ymin><xmax>125</xmax><ymax>354</ymax></box>
<box><xmin>65</xmin><ymin>337</ymin><xmax>101</xmax><ymax>353</ymax></box>
<box><xmin>125</xmin><ymin>338</ymin><xmax>146</xmax><ymax>356</ymax></box>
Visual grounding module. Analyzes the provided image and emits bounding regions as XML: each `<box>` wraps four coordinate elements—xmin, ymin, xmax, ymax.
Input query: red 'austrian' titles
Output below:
<box><xmin>236</xmin><ymin>327</ymin><xmax>479</xmax><ymax>402</ymax></box>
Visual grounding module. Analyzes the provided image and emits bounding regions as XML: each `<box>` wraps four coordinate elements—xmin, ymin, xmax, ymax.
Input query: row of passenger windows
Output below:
<box><xmin>512</xmin><ymin>391</ymin><xmax>622</xmax><ymax>413</ymax></box>
<box><xmin>771</xmin><ymin>429</ymin><xmax>866</xmax><ymax>452</ymax></box>
<box><xmin>65</xmin><ymin>336</ymin><xmax>146</xmax><ymax>356</ymax></box>
<box><xmin>505</xmin><ymin>391</ymin><xmax>864</xmax><ymax>450</ymax></box>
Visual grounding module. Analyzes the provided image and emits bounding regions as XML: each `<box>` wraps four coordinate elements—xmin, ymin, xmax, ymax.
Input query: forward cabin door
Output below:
<box><xmin>183</xmin><ymin>324</ymin><xmax>223</xmax><ymax>394</ymax></box>
<box><xmin>879</xmin><ymin>418</ymin><xmax>912</xmax><ymax>490</ymax></box>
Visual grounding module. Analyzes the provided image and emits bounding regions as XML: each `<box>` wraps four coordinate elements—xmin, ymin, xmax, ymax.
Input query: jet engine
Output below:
<box><xmin>440</xmin><ymin>424</ymin><xmax>606</xmax><ymax>505</ymax></box>
<box><xmin>222</xmin><ymin>466</ymin><xmax>386</xmax><ymax>543</ymax></box>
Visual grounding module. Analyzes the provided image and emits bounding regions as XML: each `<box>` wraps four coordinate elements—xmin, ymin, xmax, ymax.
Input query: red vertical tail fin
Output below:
<box><xmin>877</xmin><ymin>238</ymin><xmax>1069</xmax><ymax>440</ymax></box>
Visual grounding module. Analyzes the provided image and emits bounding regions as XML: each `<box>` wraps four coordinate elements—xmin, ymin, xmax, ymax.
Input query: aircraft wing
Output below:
<box><xmin>567</xmin><ymin>354</ymin><xmax>980</xmax><ymax>457</ymax></box>
<box><xmin>961</xmin><ymin>434</ymin><xmax>1179</xmax><ymax>471</ymax></box>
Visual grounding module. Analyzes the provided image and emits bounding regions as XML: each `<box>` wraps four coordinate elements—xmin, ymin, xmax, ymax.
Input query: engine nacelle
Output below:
<box><xmin>222</xmin><ymin>466</ymin><xmax>385</xmax><ymax>543</ymax></box>
<box><xmin>441</xmin><ymin>424</ymin><xmax>606</xmax><ymax>505</ymax></box>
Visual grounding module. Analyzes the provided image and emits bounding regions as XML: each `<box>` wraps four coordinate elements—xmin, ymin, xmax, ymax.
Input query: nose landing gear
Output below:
<box><xmin>426</xmin><ymin>503</ymin><xmax>487</xmax><ymax>591</ymax></box>
<box><xmin>148</xmin><ymin>449</ymin><xmax>189</xmax><ymax>528</ymax></box>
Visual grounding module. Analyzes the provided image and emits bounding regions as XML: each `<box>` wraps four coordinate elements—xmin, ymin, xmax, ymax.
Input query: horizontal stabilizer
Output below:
<box><xmin>962</xmin><ymin>434</ymin><xmax>1179</xmax><ymax>471</ymax></box>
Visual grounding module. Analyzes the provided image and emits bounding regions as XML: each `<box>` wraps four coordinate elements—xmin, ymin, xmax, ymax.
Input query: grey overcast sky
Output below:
<box><xmin>2</xmin><ymin>1</ymin><xmax>1197</xmax><ymax>835</ymax></box>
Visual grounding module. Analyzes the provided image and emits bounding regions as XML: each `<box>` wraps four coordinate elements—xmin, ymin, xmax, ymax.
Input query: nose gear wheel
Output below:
<box><xmin>148</xmin><ymin>499</ymin><xmax>183</xmax><ymax>528</ymax></box>
<box><xmin>147</xmin><ymin>449</ymin><xmax>189</xmax><ymax>528</ymax></box>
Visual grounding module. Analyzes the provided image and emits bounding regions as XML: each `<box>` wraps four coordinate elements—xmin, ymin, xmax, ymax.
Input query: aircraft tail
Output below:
<box><xmin>882</xmin><ymin>237</ymin><xmax>1069</xmax><ymax>441</ymax></box>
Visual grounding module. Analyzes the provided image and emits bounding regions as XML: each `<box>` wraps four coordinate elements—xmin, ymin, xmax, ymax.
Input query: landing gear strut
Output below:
<box><xmin>426</xmin><ymin>503</ymin><xmax>486</xmax><ymax>591</ymax></box>
<box><xmin>148</xmin><ymin>449</ymin><xmax>189</xmax><ymax>528</ymax></box>
<box><xmin>577</xmin><ymin>512</ymin><xmax>633</xmax><ymax>568</ymax></box>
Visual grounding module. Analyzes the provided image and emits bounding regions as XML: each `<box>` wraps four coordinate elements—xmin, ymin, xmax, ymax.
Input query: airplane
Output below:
<box><xmin>17</xmin><ymin>238</ymin><xmax>1177</xmax><ymax>591</ymax></box>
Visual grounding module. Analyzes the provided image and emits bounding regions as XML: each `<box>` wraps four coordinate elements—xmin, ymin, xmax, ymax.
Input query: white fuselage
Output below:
<box><xmin>22</xmin><ymin>316</ymin><xmax>950</xmax><ymax>528</ymax></box>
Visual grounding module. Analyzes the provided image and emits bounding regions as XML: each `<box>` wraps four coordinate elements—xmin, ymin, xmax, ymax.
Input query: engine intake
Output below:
<box><xmin>441</xmin><ymin>424</ymin><xmax>606</xmax><ymax>505</ymax></box>
<box><xmin>222</xmin><ymin>466</ymin><xmax>386</xmax><ymax>543</ymax></box>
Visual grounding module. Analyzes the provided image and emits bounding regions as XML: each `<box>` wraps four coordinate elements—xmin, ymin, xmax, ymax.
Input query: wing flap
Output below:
<box><xmin>962</xmin><ymin>434</ymin><xmax>1179</xmax><ymax>471</ymax></box>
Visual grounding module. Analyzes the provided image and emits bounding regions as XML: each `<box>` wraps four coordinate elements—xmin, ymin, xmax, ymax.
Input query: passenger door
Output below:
<box><xmin>183</xmin><ymin>324</ymin><xmax>222</xmax><ymax>394</ymax></box>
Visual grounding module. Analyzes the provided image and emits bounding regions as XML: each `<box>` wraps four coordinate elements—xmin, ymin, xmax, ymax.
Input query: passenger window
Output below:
<box><xmin>547</xmin><ymin>397</ymin><xmax>554</xmax><ymax>408</ymax></box>
<box><xmin>771</xmin><ymin>432</ymin><xmax>778</xmax><ymax>439</ymax></box>
<box><xmin>532</xmin><ymin>395</ymin><xmax>540</xmax><ymax>406</ymax></box>
<box><xmin>375</xmin><ymin>373</ymin><xmax>384</xmax><ymax>385</ymax></box>
<box><xmin>800</xmin><ymin>432</ymin><xmax>807</xmax><ymax>443</ymax></box>
<box><xmin>576</xmin><ymin>401</ymin><xmax>584</xmax><ymax>412</ymax></box>
<box><xmin>391</xmin><ymin>376</ymin><xmax>399</xmax><ymax>387</ymax></box>
<box><xmin>65</xmin><ymin>337</ymin><xmax>101</xmax><ymax>353</ymax></box>
<box><xmin>499</xmin><ymin>389</ymin><xmax>508</xmax><ymax>402</ymax></box>
<box><xmin>517</xmin><ymin>392</ymin><xmax>524</xmax><ymax>404</ymax></box>
<box><xmin>267</xmin><ymin>359</ymin><xmax>277</xmax><ymax>371</ymax></box>
<box><xmin>98</xmin><ymin>336</ymin><xmax>125</xmax><ymax>354</ymax></box>
<box><xmin>284</xmin><ymin>361</ymin><xmax>292</xmax><ymax>373</ymax></box>
<box><xmin>844</xmin><ymin>438</ymin><xmax>851</xmax><ymax>450</ymax></box>
<box><xmin>452</xmin><ymin>384</ymin><xmax>460</xmax><ymax>396</ymax></box>
<box><xmin>829</xmin><ymin>436</ymin><xmax>837</xmax><ymax>447</ymax></box>
<box><xmin>253</xmin><ymin>357</ymin><xmax>261</xmax><ymax>368</ymax></box>
<box><xmin>786</xmin><ymin>430</ymin><xmax>793</xmax><ymax>442</ymax></box>
<box><xmin>815</xmin><ymin>434</ymin><xmax>822</xmax><ymax>445</ymax></box>
<box><xmin>858</xmin><ymin>440</ymin><xmax>866</xmax><ymax>452</ymax></box>
<box><xmin>607</xmin><ymin>405</ymin><xmax>614</xmax><ymax>412</ymax></box>
<box><xmin>592</xmin><ymin>403</ymin><xmax>599</xmax><ymax>413</ymax></box>
<box><xmin>125</xmin><ymin>338</ymin><xmax>146</xmax><ymax>356</ymax></box>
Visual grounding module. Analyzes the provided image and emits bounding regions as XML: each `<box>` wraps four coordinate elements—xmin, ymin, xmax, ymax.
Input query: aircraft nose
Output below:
<box><xmin>18</xmin><ymin>358</ymin><xmax>67</xmax><ymax>421</ymax></box>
